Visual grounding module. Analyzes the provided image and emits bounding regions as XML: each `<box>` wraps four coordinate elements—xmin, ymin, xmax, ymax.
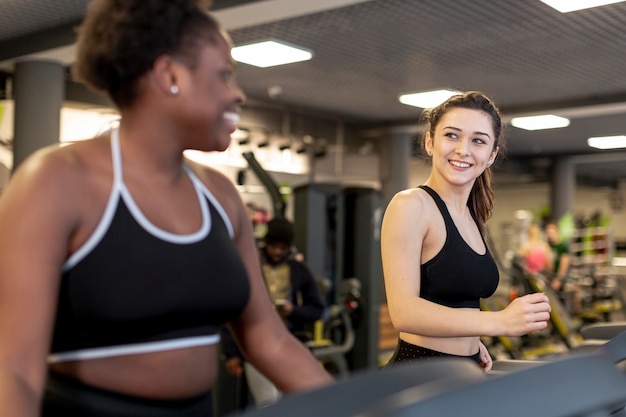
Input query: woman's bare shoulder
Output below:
<box><xmin>2</xmin><ymin>138</ymin><xmax>113</xmax><ymax>210</ymax></box>
<box><xmin>388</xmin><ymin>187</ymin><xmax>433</xmax><ymax>213</ymax></box>
<box><xmin>383</xmin><ymin>187</ymin><xmax>437</xmax><ymax>235</ymax></box>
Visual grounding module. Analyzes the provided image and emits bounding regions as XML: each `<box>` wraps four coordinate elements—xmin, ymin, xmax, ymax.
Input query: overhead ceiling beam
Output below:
<box><xmin>0</xmin><ymin>0</ymin><xmax>374</xmax><ymax>70</ymax></box>
<box><xmin>0</xmin><ymin>23</ymin><xmax>79</xmax><ymax>67</ymax></box>
<box><xmin>500</xmin><ymin>92</ymin><xmax>626</xmax><ymax>122</ymax></box>
<box><xmin>571</xmin><ymin>152</ymin><xmax>626</xmax><ymax>165</ymax></box>
<box><xmin>215</xmin><ymin>0</ymin><xmax>374</xmax><ymax>30</ymax></box>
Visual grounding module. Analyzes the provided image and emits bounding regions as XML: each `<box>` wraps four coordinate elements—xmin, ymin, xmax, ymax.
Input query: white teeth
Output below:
<box><xmin>224</xmin><ymin>112</ymin><xmax>240</xmax><ymax>124</ymax></box>
<box><xmin>450</xmin><ymin>160</ymin><xmax>470</xmax><ymax>168</ymax></box>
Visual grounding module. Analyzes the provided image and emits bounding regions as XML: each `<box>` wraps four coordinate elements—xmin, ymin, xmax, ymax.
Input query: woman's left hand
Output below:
<box><xmin>478</xmin><ymin>341</ymin><xmax>493</xmax><ymax>373</ymax></box>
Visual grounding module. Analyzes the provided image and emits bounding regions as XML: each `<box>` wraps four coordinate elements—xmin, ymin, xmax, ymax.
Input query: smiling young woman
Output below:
<box><xmin>381</xmin><ymin>91</ymin><xmax>551</xmax><ymax>373</ymax></box>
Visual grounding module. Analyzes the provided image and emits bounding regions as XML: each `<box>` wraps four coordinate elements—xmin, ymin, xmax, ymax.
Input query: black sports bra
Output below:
<box><xmin>48</xmin><ymin>129</ymin><xmax>250</xmax><ymax>362</ymax></box>
<box><xmin>419</xmin><ymin>185</ymin><xmax>499</xmax><ymax>309</ymax></box>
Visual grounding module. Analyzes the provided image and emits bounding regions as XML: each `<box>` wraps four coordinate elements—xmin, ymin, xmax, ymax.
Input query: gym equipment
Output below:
<box><xmin>484</xmin><ymin>235</ymin><xmax>623</xmax><ymax>362</ymax></box>
<box><xmin>513</xmin><ymin>259</ymin><xmax>624</xmax><ymax>353</ymax></box>
<box><xmin>488</xmin><ymin>262</ymin><xmax>626</xmax><ymax>371</ymax></box>
<box><xmin>361</xmin><ymin>353</ymin><xmax>626</xmax><ymax>417</ymax></box>
<box><xmin>227</xmin><ymin>359</ymin><xmax>485</xmax><ymax>417</ymax></box>
<box><xmin>567</xmin><ymin>216</ymin><xmax>624</xmax><ymax>322</ymax></box>
<box><xmin>480</xmin><ymin>232</ymin><xmax>573</xmax><ymax>359</ymax></box>
<box><xmin>241</xmin><ymin>152</ymin><xmax>286</xmax><ymax>218</ymax></box>
<box><xmin>491</xmin><ymin>329</ymin><xmax>626</xmax><ymax>374</ymax></box>
<box><xmin>580</xmin><ymin>322</ymin><xmax>626</xmax><ymax>340</ymax></box>
<box><xmin>483</xmin><ymin>257</ymin><xmax>588</xmax><ymax>360</ymax></box>
<box><xmin>293</xmin><ymin>183</ymin><xmax>383</xmax><ymax>371</ymax></box>
<box><xmin>308</xmin><ymin>278</ymin><xmax>362</xmax><ymax>379</ymax></box>
<box><xmin>480</xmin><ymin>294</ymin><xmax>569</xmax><ymax>360</ymax></box>
<box><xmin>596</xmin><ymin>330</ymin><xmax>626</xmax><ymax>365</ymax></box>
<box><xmin>523</xmin><ymin>268</ymin><xmax>583</xmax><ymax>349</ymax></box>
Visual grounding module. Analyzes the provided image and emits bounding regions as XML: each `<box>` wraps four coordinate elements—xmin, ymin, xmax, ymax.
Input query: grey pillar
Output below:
<box><xmin>343</xmin><ymin>187</ymin><xmax>382</xmax><ymax>371</ymax></box>
<box><xmin>13</xmin><ymin>60</ymin><xmax>64</xmax><ymax>171</ymax></box>
<box><xmin>293</xmin><ymin>183</ymin><xmax>342</xmax><ymax>286</ymax></box>
<box><xmin>380</xmin><ymin>130</ymin><xmax>412</xmax><ymax>208</ymax></box>
<box><xmin>379</xmin><ymin>129</ymin><xmax>412</xmax><ymax>305</ymax></box>
<box><xmin>550</xmin><ymin>156</ymin><xmax>575</xmax><ymax>221</ymax></box>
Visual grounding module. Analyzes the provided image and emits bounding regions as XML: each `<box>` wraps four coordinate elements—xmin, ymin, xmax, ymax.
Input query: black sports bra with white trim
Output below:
<box><xmin>49</xmin><ymin>129</ymin><xmax>250</xmax><ymax>362</ymax></box>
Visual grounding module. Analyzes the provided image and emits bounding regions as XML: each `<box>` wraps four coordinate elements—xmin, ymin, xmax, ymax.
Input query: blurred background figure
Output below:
<box><xmin>545</xmin><ymin>220</ymin><xmax>571</xmax><ymax>291</ymax></box>
<box><xmin>222</xmin><ymin>217</ymin><xmax>324</xmax><ymax>408</ymax></box>
<box><xmin>518</xmin><ymin>223</ymin><xmax>554</xmax><ymax>276</ymax></box>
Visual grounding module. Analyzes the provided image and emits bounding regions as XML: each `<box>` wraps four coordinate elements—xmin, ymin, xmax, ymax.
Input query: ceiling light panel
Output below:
<box><xmin>231</xmin><ymin>39</ymin><xmax>313</xmax><ymax>68</ymax></box>
<box><xmin>587</xmin><ymin>135</ymin><xmax>626</xmax><ymax>149</ymax></box>
<box><xmin>398</xmin><ymin>89</ymin><xmax>460</xmax><ymax>108</ymax></box>
<box><xmin>510</xmin><ymin>114</ymin><xmax>570</xmax><ymax>130</ymax></box>
<box><xmin>538</xmin><ymin>0</ymin><xmax>626</xmax><ymax>13</ymax></box>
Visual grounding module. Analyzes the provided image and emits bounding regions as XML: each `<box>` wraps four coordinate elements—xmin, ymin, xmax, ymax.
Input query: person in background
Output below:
<box><xmin>381</xmin><ymin>91</ymin><xmax>551</xmax><ymax>373</ymax></box>
<box><xmin>0</xmin><ymin>1</ymin><xmax>332</xmax><ymax>416</ymax></box>
<box><xmin>518</xmin><ymin>222</ymin><xmax>554</xmax><ymax>276</ymax></box>
<box><xmin>545</xmin><ymin>219</ymin><xmax>581</xmax><ymax>314</ymax></box>
<box><xmin>222</xmin><ymin>217</ymin><xmax>325</xmax><ymax>407</ymax></box>
<box><xmin>545</xmin><ymin>220</ymin><xmax>571</xmax><ymax>291</ymax></box>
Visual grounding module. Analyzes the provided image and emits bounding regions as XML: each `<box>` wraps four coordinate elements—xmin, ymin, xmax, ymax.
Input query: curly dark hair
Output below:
<box><xmin>72</xmin><ymin>0</ymin><xmax>220</xmax><ymax>108</ymax></box>
<box><xmin>420</xmin><ymin>91</ymin><xmax>506</xmax><ymax>233</ymax></box>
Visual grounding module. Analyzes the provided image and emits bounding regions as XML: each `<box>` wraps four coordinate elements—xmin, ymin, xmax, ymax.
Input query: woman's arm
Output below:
<box><xmin>0</xmin><ymin>148</ymin><xmax>82</xmax><ymax>416</ymax></box>
<box><xmin>206</xmin><ymin>169</ymin><xmax>333</xmax><ymax>394</ymax></box>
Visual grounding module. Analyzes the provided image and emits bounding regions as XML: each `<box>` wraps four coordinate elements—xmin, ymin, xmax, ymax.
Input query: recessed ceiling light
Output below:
<box><xmin>231</xmin><ymin>40</ymin><xmax>313</xmax><ymax>68</ymax></box>
<box><xmin>587</xmin><ymin>135</ymin><xmax>626</xmax><ymax>150</ymax></box>
<box><xmin>538</xmin><ymin>0</ymin><xmax>626</xmax><ymax>13</ymax></box>
<box><xmin>399</xmin><ymin>89</ymin><xmax>460</xmax><ymax>108</ymax></box>
<box><xmin>510</xmin><ymin>114</ymin><xmax>570</xmax><ymax>130</ymax></box>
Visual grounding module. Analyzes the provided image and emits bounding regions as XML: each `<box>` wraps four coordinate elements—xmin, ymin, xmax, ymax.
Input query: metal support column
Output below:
<box><xmin>550</xmin><ymin>156</ymin><xmax>575</xmax><ymax>221</ymax></box>
<box><xmin>12</xmin><ymin>60</ymin><xmax>64</xmax><ymax>171</ymax></box>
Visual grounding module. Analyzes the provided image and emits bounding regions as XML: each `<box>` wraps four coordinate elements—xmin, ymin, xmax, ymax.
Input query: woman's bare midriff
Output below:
<box><xmin>49</xmin><ymin>344</ymin><xmax>219</xmax><ymax>399</ymax></box>
<box><xmin>399</xmin><ymin>332</ymin><xmax>480</xmax><ymax>356</ymax></box>
<box><xmin>399</xmin><ymin>306</ymin><xmax>483</xmax><ymax>357</ymax></box>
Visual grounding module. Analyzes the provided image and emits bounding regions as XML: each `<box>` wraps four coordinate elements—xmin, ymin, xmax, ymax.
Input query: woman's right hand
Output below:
<box><xmin>500</xmin><ymin>293</ymin><xmax>551</xmax><ymax>336</ymax></box>
<box><xmin>225</xmin><ymin>357</ymin><xmax>244</xmax><ymax>377</ymax></box>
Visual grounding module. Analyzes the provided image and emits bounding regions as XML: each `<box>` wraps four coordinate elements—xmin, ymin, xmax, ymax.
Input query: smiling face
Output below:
<box><xmin>174</xmin><ymin>33</ymin><xmax>245</xmax><ymax>152</ymax></box>
<box><xmin>425</xmin><ymin>107</ymin><xmax>498</xmax><ymax>186</ymax></box>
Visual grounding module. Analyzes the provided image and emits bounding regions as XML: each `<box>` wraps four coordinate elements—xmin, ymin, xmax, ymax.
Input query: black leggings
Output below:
<box><xmin>385</xmin><ymin>338</ymin><xmax>481</xmax><ymax>368</ymax></box>
<box><xmin>42</xmin><ymin>371</ymin><xmax>213</xmax><ymax>417</ymax></box>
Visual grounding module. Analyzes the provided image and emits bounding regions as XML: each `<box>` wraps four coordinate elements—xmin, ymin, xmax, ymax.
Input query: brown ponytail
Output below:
<box><xmin>468</xmin><ymin>166</ymin><xmax>494</xmax><ymax>234</ymax></box>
